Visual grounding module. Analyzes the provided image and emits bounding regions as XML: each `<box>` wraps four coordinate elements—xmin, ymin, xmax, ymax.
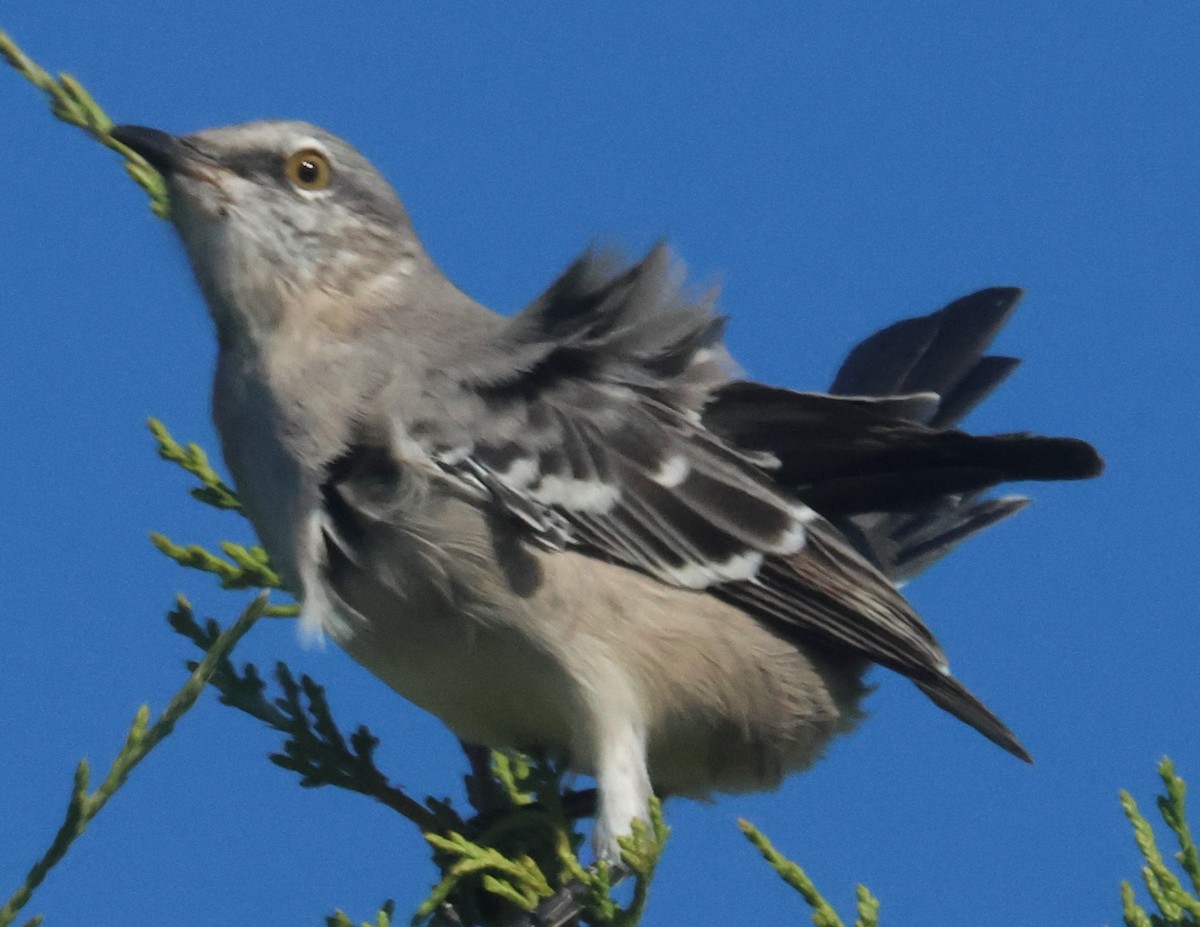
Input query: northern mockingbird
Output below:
<box><xmin>111</xmin><ymin>120</ymin><xmax>1102</xmax><ymax>860</ymax></box>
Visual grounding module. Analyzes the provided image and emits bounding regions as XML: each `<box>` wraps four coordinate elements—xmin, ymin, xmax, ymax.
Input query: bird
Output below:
<box><xmin>110</xmin><ymin>120</ymin><xmax>1103</xmax><ymax>862</ymax></box>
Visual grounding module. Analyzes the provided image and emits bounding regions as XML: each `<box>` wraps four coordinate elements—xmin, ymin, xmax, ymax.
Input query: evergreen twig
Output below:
<box><xmin>148</xmin><ymin>418</ymin><xmax>242</xmax><ymax>512</ymax></box>
<box><xmin>1121</xmin><ymin>758</ymin><xmax>1200</xmax><ymax>927</ymax></box>
<box><xmin>0</xmin><ymin>26</ymin><xmax>169</xmax><ymax>216</ymax></box>
<box><xmin>0</xmin><ymin>595</ymin><xmax>267</xmax><ymax>927</ymax></box>
<box><xmin>166</xmin><ymin>601</ymin><xmax>449</xmax><ymax>834</ymax></box>
<box><xmin>739</xmin><ymin>819</ymin><xmax>880</xmax><ymax>927</ymax></box>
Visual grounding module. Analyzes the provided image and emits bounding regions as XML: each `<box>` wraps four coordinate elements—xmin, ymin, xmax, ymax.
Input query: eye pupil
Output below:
<box><xmin>284</xmin><ymin>148</ymin><xmax>332</xmax><ymax>191</ymax></box>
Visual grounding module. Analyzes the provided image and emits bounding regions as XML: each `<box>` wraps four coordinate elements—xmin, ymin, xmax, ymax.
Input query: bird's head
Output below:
<box><xmin>111</xmin><ymin>120</ymin><xmax>426</xmax><ymax>343</ymax></box>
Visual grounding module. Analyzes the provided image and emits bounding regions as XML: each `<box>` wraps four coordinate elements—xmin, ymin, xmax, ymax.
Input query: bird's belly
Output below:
<box><xmin>333</xmin><ymin>592</ymin><xmax>581</xmax><ymax>752</ymax></box>
<box><xmin>328</xmin><ymin>521</ymin><xmax>869</xmax><ymax>797</ymax></box>
<box><xmin>528</xmin><ymin>551</ymin><xmax>871</xmax><ymax>797</ymax></box>
<box><xmin>317</xmin><ymin>496</ymin><xmax>583</xmax><ymax>752</ymax></box>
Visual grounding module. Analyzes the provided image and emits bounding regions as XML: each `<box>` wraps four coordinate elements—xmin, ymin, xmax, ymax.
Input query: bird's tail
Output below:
<box><xmin>829</xmin><ymin>286</ymin><xmax>1102</xmax><ymax>582</ymax></box>
<box><xmin>704</xmin><ymin>287</ymin><xmax>1103</xmax><ymax>583</ymax></box>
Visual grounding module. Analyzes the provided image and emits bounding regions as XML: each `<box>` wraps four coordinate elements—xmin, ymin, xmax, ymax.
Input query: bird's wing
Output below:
<box><xmin>322</xmin><ymin>247</ymin><xmax>1044</xmax><ymax>759</ymax></box>
<box><xmin>429</xmin><ymin>245</ymin><xmax>819</xmax><ymax>590</ymax></box>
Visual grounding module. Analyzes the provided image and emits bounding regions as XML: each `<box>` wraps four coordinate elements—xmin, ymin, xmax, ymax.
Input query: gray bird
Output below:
<box><xmin>111</xmin><ymin>120</ymin><xmax>1102</xmax><ymax>861</ymax></box>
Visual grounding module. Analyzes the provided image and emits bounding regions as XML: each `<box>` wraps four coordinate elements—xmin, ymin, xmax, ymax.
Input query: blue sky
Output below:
<box><xmin>2</xmin><ymin>4</ymin><xmax>1197</xmax><ymax>925</ymax></box>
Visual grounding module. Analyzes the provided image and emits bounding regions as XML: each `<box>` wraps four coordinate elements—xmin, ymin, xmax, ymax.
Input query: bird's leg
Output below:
<box><xmin>583</xmin><ymin>696</ymin><xmax>652</xmax><ymax>863</ymax></box>
<box><xmin>527</xmin><ymin>880</ymin><xmax>588</xmax><ymax>927</ymax></box>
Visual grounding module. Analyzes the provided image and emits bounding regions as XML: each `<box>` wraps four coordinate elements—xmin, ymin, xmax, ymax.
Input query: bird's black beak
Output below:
<box><xmin>110</xmin><ymin>125</ymin><xmax>193</xmax><ymax>175</ymax></box>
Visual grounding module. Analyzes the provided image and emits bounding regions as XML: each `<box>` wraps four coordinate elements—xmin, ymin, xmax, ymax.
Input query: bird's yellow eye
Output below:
<box><xmin>283</xmin><ymin>148</ymin><xmax>333</xmax><ymax>191</ymax></box>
